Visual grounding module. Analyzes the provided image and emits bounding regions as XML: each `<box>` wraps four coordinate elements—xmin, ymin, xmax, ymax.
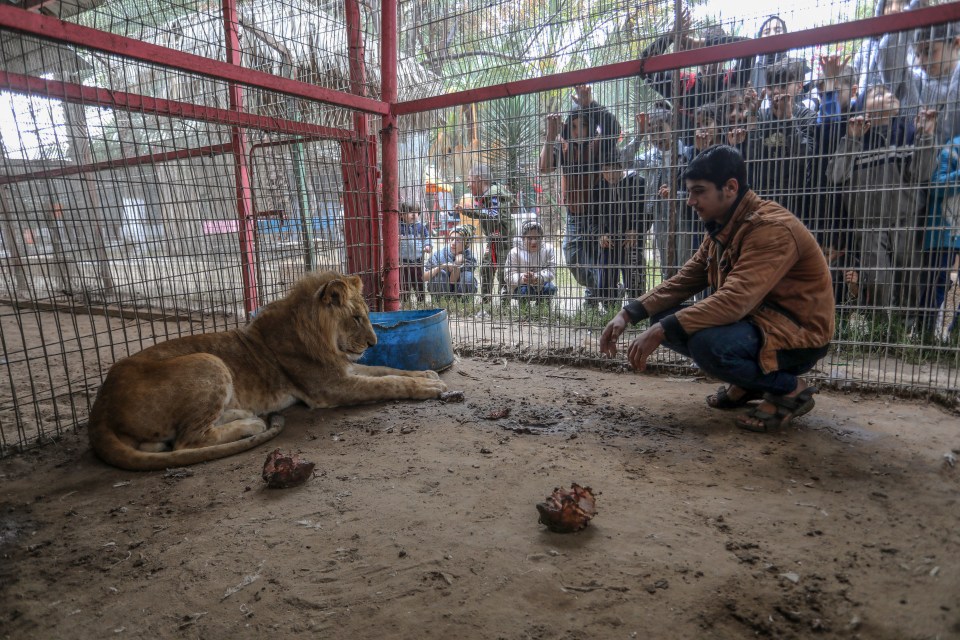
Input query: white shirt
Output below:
<box><xmin>504</xmin><ymin>244</ymin><xmax>557</xmax><ymax>292</ymax></box>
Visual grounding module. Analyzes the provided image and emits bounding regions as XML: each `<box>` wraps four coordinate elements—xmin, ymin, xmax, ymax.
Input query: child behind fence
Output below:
<box><xmin>878</xmin><ymin>12</ymin><xmax>960</xmax><ymax>142</ymax></box>
<box><xmin>634</xmin><ymin>107</ymin><xmax>698</xmax><ymax>280</ymax></box>
<box><xmin>826</xmin><ymin>85</ymin><xmax>938</xmax><ymax>311</ymax></box>
<box><xmin>741</xmin><ymin>59</ymin><xmax>814</xmax><ymax>223</ymax></box>
<box><xmin>399</xmin><ymin>202</ymin><xmax>432</xmax><ymax>303</ymax></box>
<box><xmin>596</xmin><ymin>143</ymin><xmax>648</xmax><ymax>307</ymax></box>
<box><xmin>423</xmin><ymin>225</ymin><xmax>478</xmax><ymax>298</ymax></box>
<box><xmin>812</xmin><ymin>56</ymin><xmax>861</xmax><ymax>304</ymax></box>
<box><xmin>504</xmin><ymin>221</ymin><xmax>557</xmax><ymax>303</ymax></box>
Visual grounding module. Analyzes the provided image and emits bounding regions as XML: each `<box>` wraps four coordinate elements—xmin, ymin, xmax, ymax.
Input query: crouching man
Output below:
<box><xmin>600</xmin><ymin>145</ymin><xmax>835</xmax><ymax>432</ymax></box>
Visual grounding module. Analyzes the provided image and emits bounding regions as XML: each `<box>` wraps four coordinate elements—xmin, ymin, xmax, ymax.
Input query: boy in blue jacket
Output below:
<box><xmin>922</xmin><ymin>136</ymin><xmax>960</xmax><ymax>339</ymax></box>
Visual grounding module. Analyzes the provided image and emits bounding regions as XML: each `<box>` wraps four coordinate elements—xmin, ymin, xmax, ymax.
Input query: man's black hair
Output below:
<box><xmin>682</xmin><ymin>144</ymin><xmax>748</xmax><ymax>192</ymax></box>
<box><xmin>520</xmin><ymin>220</ymin><xmax>544</xmax><ymax>235</ymax></box>
<box><xmin>765</xmin><ymin>57</ymin><xmax>807</xmax><ymax>86</ymax></box>
<box><xmin>694</xmin><ymin>102</ymin><xmax>719</xmax><ymax>126</ymax></box>
<box><xmin>645</xmin><ymin>105</ymin><xmax>673</xmax><ymax>129</ymax></box>
<box><xmin>598</xmin><ymin>138</ymin><xmax>623</xmax><ymax>168</ymax></box>
<box><xmin>562</xmin><ymin>102</ymin><xmax>621</xmax><ymax>142</ymax></box>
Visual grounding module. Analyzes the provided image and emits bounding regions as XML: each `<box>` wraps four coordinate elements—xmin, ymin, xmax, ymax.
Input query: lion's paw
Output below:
<box><xmin>417</xmin><ymin>370</ymin><xmax>441</xmax><ymax>380</ymax></box>
<box><xmin>414</xmin><ymin>378</ymin><xmax>448</xmax><ymax>398</ymax></box>
<box><xmin>233</xmin><ymin>417</ymin><xmax>269</xmax><ymax>438</ymax></box>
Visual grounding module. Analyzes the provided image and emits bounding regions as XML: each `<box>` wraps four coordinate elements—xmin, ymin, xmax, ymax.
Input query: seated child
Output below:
<box><xmin>423</xmin><ymin>225</ymin><xmax>478</xmax><ymax>297</ymax></box>
<box><xmin>504</xmin><ymin>220</ymin><xmax>557</xmax><ymax>300</ymax></box>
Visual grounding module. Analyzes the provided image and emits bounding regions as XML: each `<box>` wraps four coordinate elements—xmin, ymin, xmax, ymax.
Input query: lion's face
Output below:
<box><xmin>316</xmin><ymin>275</ymin><xmax>377</xmax><ymax>361</ymax></box>
<box><xmin>337</xmin><ymin>302</ymin><xmax>377</xmax><ymax>362</ymax></box>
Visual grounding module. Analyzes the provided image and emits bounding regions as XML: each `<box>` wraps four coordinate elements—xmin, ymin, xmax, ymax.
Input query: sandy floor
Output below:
<box><xmin>1</xmin><ymin>357</ymin><xmax>958</xmax><ymax>640</ymax></box>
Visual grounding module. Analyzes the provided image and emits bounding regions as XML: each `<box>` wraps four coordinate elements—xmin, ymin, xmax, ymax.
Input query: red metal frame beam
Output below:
<box><xmin>244</xmin><ymin>136</ymin><xmax>331</xmax><ymax>153</ymax></box>
<box><xmin>393</xmin><ymin>3</ymin><xmax>960</xmax><ymax>115</ymax></box>
<box><xmin>0</xmin><ymin>4</ymin><xmax>389</xmax><ymax>116</ymax></box>
<box><xmin>0</xmin><ymin>70</ymin><xmax>362</xmax><ymax>141</ymax></box>
<box><xmin>223</xmin><ymin>0</ymin><xmax>258</xmax><ymax>318</ymax></box>
<box><xmin>346</xmin><ymin>0</ymin><xmax>368</xmax><ymax>101</ymax></box>
<box><xmin>344</xmin><ymin>0</ymin><xmax>387</xmax><ymax>311</ymax></box>
<box><xmin>380</xmin><ymin>0</ymin><xmax>399</xmax><ymax>312</ymax></box>
<box><xmin>343</xmin><ymin>0</ymin><xmax>381</xmax><ymax>309</ymax></box>
<box><xmin>0</xmin><ymin>141</ymin><xmax>235</xmax><ymax>185</ymax></box>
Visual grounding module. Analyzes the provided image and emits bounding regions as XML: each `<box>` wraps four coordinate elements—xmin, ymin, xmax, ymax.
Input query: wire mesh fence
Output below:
<box><xmin>396</xmin><ymin>66</ymin><xmax>960</xmax><ymax>392</ymax></box>
<box><xmin>1</xmin><ymin>0</ymin><xmax>959</xmax><ymax>457</ymax></box>
<box><xmin>0</xmin><ymin>1</ymin><xmax>380</xmax><ymax>454</ymax></box>
<box><xmin>395</xmin><ymin>0</ymin><xmax>960</xmax><ymax>395</ymax></box>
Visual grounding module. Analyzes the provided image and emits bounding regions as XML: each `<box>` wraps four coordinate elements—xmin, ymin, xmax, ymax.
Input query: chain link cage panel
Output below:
<box><xmin>0</xmin><ymin>26</ymin><xmax>379</xmax><ymax>456</ymax></box>
<box><xmin>395</xmin><ymin>7</ymin><xmax>960</xmax><ymax>399</ymax></box>
<box><xmin>43</xmin><ymin>0</ymin><xmax>382</xmax><ymax>99</ymax></box>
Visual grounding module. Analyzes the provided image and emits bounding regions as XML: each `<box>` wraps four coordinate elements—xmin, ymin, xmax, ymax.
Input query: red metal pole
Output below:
<box><xmin>343</xmin><ymin>0</ymin><xmax>386</xmax><ymax>308</ymax></box>
<box><xmin>222</xmin><ymin>0</ymin><xmax>258</xmax><ymax>318</ymax></box>
<box><xmin>393</xmin><ymin>2</ymin><xmax>960</xmax><ymax>115</ymax></box>
<box><xmin>380</xmin><ymin>0</ymin><xmax>400</xmax><ymax>312</ymax></box>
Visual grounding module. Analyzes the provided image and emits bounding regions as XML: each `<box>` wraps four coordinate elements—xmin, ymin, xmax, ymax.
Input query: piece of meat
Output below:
<box><xmin>536</xmin><ymin>483</ymin><xmax>598</xmax><ymax>533</ymax></box>
<box><xmin>439</xmin><ymin>390</ymin><xmax>465</xmax><ymax>403</ymax></box>
<box><xmin>262</xmin><ymin>449</ymin><xmax>316</xmax><ymax>489</ymax></box>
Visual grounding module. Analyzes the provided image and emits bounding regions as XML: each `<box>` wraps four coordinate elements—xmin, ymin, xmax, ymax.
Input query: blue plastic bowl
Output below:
<box><xmin>357</xmin><ymin>309</ymin><xmax>454</xmax><ymax>372</ymax></box>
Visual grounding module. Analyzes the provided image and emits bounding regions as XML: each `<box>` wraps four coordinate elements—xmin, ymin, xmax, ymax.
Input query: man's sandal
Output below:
<box><xmin>706</xmin><ymin>385</ymin><xmax>765</xmax><ymax>410</ymax></box>
<box><xmin>734</xmin><ymin>387</ymin><xmax>819</xmax><ymax>433</ymax></box>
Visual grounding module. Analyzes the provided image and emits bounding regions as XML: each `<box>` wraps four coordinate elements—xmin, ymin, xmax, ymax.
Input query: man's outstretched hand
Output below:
<box><xmin>601</xmin><ymin>311</ymin><xmax>667</xmax><ymax>372</ymax></box>
<box><xmin>627</xmin><ymin>323</ymin><xmax>665</xmax><ymax>372</ymax></box>
<box><xmin>599</xmin><ymin>310</ymin><xmax>630</xmax><ymax>358</ymax></box>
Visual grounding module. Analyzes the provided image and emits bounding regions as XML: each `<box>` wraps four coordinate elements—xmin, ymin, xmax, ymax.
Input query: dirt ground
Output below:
<box><xmin>1</xmin><ymin>357</ymin><xmax>958</xmax><ymax>640</ymax></box>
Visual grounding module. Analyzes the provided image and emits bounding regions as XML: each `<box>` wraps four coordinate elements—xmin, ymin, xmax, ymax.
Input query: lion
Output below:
<box><xmin>88</xmin><ymin>271</ymin><xmax>448</xmax><ymax>471</ymax></box>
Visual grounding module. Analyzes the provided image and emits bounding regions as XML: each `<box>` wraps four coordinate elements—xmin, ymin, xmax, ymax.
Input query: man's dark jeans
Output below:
<box><xmin>651</xmin><ymin>309</ymin><xmax>826</xmax><ymax>396</ymax></box>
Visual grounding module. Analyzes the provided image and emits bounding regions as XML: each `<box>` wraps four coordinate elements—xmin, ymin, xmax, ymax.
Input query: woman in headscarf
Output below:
<box><xmin>749</xmin><ymin>16</ymin><xmax>789</xmax><ymax>101</ymax></box>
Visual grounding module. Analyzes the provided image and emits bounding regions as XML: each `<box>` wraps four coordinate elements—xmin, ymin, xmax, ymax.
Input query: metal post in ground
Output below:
<box><xmin>380</xmin><ymin>0</ymin><xmax>400</xmax><ymax>312</ymax></box>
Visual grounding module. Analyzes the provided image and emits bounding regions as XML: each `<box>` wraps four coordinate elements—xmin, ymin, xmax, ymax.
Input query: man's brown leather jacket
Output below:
<box><xmin>624</xmin><ymin>189</ymin><xmax>835</xmax><ymax>374</ymax></box>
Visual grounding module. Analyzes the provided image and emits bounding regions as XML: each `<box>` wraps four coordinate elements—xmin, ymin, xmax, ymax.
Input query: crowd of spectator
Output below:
<box><xmin>399</xmin><ymin>4</ymin><xmax>960</xmax><ymax>341</ymax></box>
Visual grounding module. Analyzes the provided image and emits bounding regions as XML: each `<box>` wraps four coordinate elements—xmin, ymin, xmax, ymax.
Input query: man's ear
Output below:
<box><xmin>317</xmin><ymin>279</ymin><xmax>349</xmax><ymax>307</ymax></box>
<box><xmin>724</xmin><ymin>177</ymin><xmax>740</xmax><ymax>195</ymax></box>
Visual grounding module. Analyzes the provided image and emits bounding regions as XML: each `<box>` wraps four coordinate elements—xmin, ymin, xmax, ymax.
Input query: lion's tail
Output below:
<box><xmin>89</xmin><ymin>415</ymin><xmax>285</xmax><ymax>472</ymax></box>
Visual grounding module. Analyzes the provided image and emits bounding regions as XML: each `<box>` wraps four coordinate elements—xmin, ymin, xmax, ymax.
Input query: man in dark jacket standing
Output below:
<box><xmin>600</xmin><ymin>145</ymin><xmax>835</xmax><ymax>432</ymax></box>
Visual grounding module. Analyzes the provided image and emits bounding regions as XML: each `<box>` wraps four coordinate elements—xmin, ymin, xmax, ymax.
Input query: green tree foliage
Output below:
<box><xmin>401</xmin><ymin>0</ymin><xmax>681</xmax><ymax>210</ymax></box>
<box><xmin>477</xmin><ymin>96</ymin><xmax>543</xmax><ymax>208</ymax></box>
